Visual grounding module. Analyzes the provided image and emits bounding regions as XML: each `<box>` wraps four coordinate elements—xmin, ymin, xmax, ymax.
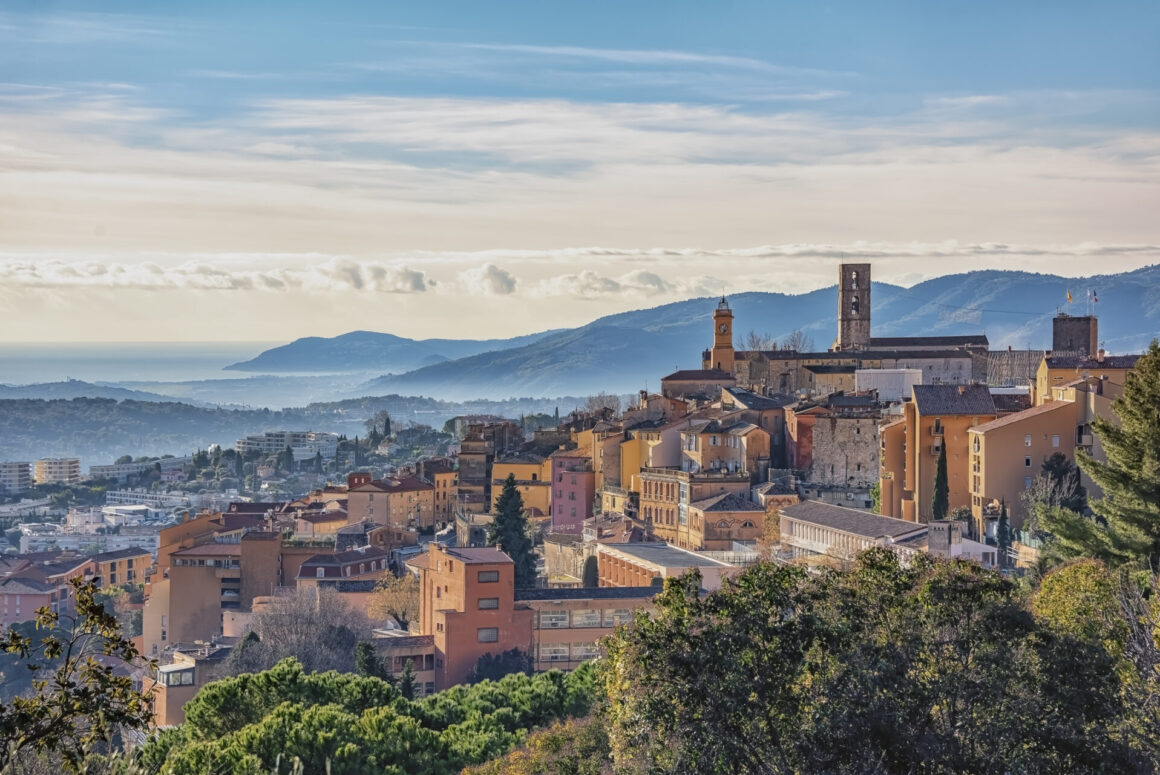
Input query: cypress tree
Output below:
<box><xmin>399</xmin><ymin>659</ymin><xmax>416</xmax><ymax>700</ymax></box>
<box><xmin>931</xmin><ymin>442</ymin><xmax>949</xmax><ymax>520</ymax></box>
<box><xmin>582</xmin><ymin>555</ymin><xmax>599</xmax><ymax>588</ymax></box>
<box><xmin>1073</xmin><ymin>339</ymin><xmax>1160</xmax><ymax>567</ymax></box>
<box><xmin>997</xmin><ymin>500</ymin><xmax>1011</xmax><ymax>569</ymax></box>
<box><xmin>488</xmin><ymin>473</ymin><xmax>537</xmax><ymax>588</ymax></box>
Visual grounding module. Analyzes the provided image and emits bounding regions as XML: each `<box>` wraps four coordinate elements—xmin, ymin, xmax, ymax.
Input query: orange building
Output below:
<box><xmin>1033</xmin><ymin>351</ymin><xmax>1139</xmax><ymax>405</ymax></box>
<box><xmin>594</xmin><ymin>542</ymin><xmax>737</xmax><ymax>591</ymax></box>
<box><xmin>638</xmin><ymin>467</ymin><xmax>749</xmax><ymax>548</ymax></box>
<box><xmin>91</xmin><ymin>547</ymin><xmax>152</xmax><ymax>587</ymax></box>
<box><xmin>878</xmin><ymin>385</ymin><xmax>997</xmax><ymax>523</ymax></box>
<box><xmin>418</xmin><ymin>459</ymin><xmax>458</xmax><ymax>527</ymax></box>
<box><xmin>348</xmin><ymin>477</ymin><xmax>436</xmax><ymax>530</ymax></box>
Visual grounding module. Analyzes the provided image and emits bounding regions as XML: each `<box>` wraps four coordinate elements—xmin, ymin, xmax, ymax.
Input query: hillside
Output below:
<box><xmin>358</xmin><ymin>266</ymin><xmax>1160</xmax><ymax>399</ymax></box>
<box><xmin>224</xmin><ymin>328</ymin><xmax>561</xmax><ymax>373</ymax></box>
<box><xmin>0</xmin><ymin>379</ymin><xmax>192</xmax><ymax>403</ymax></box>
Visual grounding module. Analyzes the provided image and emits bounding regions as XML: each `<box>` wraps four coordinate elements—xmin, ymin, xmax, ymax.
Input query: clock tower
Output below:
<box><xmin>710</xmin><ymin>296</ymin><xmax>735</xmax><ymax>373</ymax></box>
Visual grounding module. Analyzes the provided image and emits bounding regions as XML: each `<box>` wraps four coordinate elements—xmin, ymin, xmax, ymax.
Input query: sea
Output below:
<box><xmin>0</xmin><ymin>342</ymin><xmax>278</xmax><ymax>386</ymax></box>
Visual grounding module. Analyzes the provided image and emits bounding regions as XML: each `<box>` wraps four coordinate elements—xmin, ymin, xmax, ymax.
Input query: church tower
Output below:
<box><xmin>835</xmin><ymin>263</ymin><xmax>871</xmax><ymax>351</ymax></box>
<box><xmin>710</xmin><ymin>297</ymin><xmax>735</xmax><ymax>372</ymax></box>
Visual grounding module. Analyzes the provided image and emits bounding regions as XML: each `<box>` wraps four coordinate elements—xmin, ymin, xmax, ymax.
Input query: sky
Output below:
<box><xmin>0</xmin><ymin>1</ymin><xmax>1157</xmax><ymax>342</ymax></box>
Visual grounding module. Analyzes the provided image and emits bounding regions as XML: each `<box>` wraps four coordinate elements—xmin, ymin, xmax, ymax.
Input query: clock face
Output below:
<box><xmin>718</xmin><ymin>323</ymin><xmax>728</xmax><ymax>334</ymax></box>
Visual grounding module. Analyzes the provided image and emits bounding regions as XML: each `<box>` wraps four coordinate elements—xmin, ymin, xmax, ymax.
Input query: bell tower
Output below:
<box><xmin>710</xmin><ymin>296</ymin><xmax>735</xmax><ymax>372</ymax></box>
<box><xmin>835</xmin><ymin>263</ymin><xmax>871</xmax><ymax>351</ymax></box>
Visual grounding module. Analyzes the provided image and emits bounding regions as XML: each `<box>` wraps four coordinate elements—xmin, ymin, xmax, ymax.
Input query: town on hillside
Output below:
<box><xmin>0</xmin><ymin>263</ymin><xmax>1147</xmax><ymax>727</ymax></box>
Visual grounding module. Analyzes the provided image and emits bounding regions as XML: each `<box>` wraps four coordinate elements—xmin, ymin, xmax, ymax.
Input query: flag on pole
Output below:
<box><xmin>1093</xmin><ymin>289</ymin><xmax>1098</xmax><ymax>303</ymax></box>
<box><xmin>1067</xmin><ymin>290</ymin><xmax>1073</xmax><ymax>303</ymax></box>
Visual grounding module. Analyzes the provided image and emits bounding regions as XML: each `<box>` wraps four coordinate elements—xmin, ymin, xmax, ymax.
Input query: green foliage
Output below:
<box><xmin>354</xmin><ymin>642</ymin><xmax>393</xmax><ymax>684</ymax></box>
<box><xmin>581</xmin><ymin>556</ymin><xmax>598</xmax><ymax>588</ymax></box>
<box><xmin>601</xmin><ymin>550</ymin><xmax>1140</xmax><ymax>773</ymax></box>
<box><xmin>489</xmin><ymin>474</ymin><xmax>536</xmax><ymax>588</ymax></box>
<box><xmin>398</xmin><ymin>659</ymin><xmax>417</xmax><ymax>700</ymax></box>
<box><xmin>997</xmin><ymin>500</ymin><xmax>1012</xmax><ymax>569</ymax></box>
<box><xmin>931</xmin><ymin>441</ymin><xmax>949</xmax><ymax>520</ymax></box>
<box><xmin>0</xmin><ymin>578</ymin><xmax>153</xmax><ymax>771</ymax></box>
<box><xmin>869</xmin><ymin>481</ymin><xmax>881</xmax><ymax>514</ymax></box>
<box><xmin>1032</xmin><ymin>559</ymin><xmax>1128</xmax><ymax>660</ymax></box>
<box><xmin>133</xmin><ymin>659</ymin><xmax>598</xmax><ymax>775</ymax></box>
<box><xmin>467</xmin><ymin>649</ymin><xmax>533</xmax><ymax>684</ymax></box>
<box><xmin>464</xmin><ymin>716</ymin><xmax>612</xmax><ymax>775</ymax></box>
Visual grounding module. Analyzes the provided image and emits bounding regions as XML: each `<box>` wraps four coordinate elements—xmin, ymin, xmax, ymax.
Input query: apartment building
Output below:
<box><xmin>143</xmin><ymin>641</ymin><xmax>232</xmax><ymax>726</ymax></box>
<box><xmin>91</xmin><ymin>546</ymin><xmax>152</xmax><ymax>587</ymax></box>
<box><xmin>391</xmin><ymin>544</ymin><xmax>657</xmax><ymax>692</ymax></box>
<box><xmin>878</xmin><ymin>385</ymin><xmax>998</xmax><ymax>523</ymax></box>
<box><xmin>0</xmin><ymin>462</ymin><xmax>32</xmax><ymax>495</ymax></box>
<box><xmin>968</xmin><ymin>399</ymin><xmax>1080</xmax><ymax>535</ymax></box>
<box><xmin>417</xmin><ymin>459</ymin><xmax>458</xmax><ymax>526</ymax></box>
<box><xmin>348</xmin><ymin>476</ymin><xmax>436</xmax><ymax>530</ymax></box>
<box><xmin>491</xmin><ymin>457</ymin><xmax>551</xmax><ymax>516</ymax></box>
<box><xmin>235</xmin><ymin>430</ymin><xmax>339</xmax><ymax>460</ymax></box>
<box><xmin>34</xmin><ymin>458</ymin><xmax>82</xmax><ymax>485</ymax></box>
<box><xmin>0</xmin><ymin>554</ymin><xmax>95</xmax><ymax>627</ymax></box>
<box><xmin>549</xmin><ymin>448</ymin><xmax>595</xmax><ymax>535</ymax></box>
<box><xmin>638</xmin><ymin>467</ymin><xmax>749</xmax><ymax>549</ymax></box>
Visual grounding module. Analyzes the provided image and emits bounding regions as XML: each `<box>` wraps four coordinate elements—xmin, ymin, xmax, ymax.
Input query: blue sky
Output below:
<box><xmin>0</xmin><ymin>1</ymin><xmax>1157</xmax><ymax>341</ymax></box>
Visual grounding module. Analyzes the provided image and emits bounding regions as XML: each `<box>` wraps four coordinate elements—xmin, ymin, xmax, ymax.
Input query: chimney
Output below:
<box><xmin>1096</xmin><ymin>348</ymin><xmax>1106</xmax><ymax>363</ymax></box>
<box><xmin>958</xmin><ymin>385</ymin><xmax>966</xmax><ymax>395</ymax></box>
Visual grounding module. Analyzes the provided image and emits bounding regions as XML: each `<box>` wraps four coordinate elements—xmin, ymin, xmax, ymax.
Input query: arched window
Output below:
<box><xmin>716</xmin><ymin>520</ymin><xmax>730</xmax><ymax>528</ymax></box>
<box><xmin>851</xmin><ymin>270</ymin><xmax>859</xmax><ymax>289</ymax></box>
<box><xmin>742</xmin><ymin>521</ymin><xmax>756</xmax><ymax>528</ymax></box>
<box><xmin>851</xmin><ymin>297</ymin><xmax>859</xmax><ymax>314</ymax></box>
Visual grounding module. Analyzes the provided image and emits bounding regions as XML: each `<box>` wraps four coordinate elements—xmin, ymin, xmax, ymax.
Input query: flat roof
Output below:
<box><xmin>780</xmin><ymin>501</ymin><xmax>926</xmax><ymax>540</ymax></box>
<box><xmin>599</xmin><ymin>542</ymin><xmax>733</xmax><ymax>569</ymax></box>
<box><xmin>171</xmin><ymin>542</ymin><xmax>242</xmax><ymax>557</ymax></box>
<box><xmin>515</xmin><ymin>586</ymin><xmax>658</xmax><ymax>602</ymax></box>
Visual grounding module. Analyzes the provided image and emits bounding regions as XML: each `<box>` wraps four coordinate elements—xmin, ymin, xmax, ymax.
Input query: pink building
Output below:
<box><xmin>549</xmin><ymin>449</ymin><xmax>595</xmax><ymax>535</ymax></box>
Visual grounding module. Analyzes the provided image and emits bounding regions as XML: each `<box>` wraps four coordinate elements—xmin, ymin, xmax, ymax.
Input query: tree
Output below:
<box><xmin>355</xmin><ymin>641</ymin><xmax>394</xmax><ymax>684</ymax></box>
<box><xmin>114</xmin><ymin>454</ymin><xmax>133</xmax><ymax>465</ymax></box>
<box><xmin>1040</xmin><ymin>452</ymin><xmax>1086</xmax><ymax>512</ymax></box>
<box><xmin>997</xmin><ymin>500</ymin><xmax>1012</xmax><ymax>569</ymax></box>
<box><xmin>0</xmin><ymin>578</ymin><xmax>153</xmax><ymax>771</ymax></box>
<box><xmin>467</xmin><ymin>648</ymin><xmax>533</xmax><ymax>684</ymax></box>
<box><xmin>869</xmin><ymin>481</ymin><xmax>881</xmax><ymax>514</ymax></box>
<box><xmin>601</xmin><ymin>550</ymin><xmax>1138</xmax><ymax>773</ymax></box>
<box><xmin>582</xmin><ymin>556</ymin><xmax>599</xmax><ymax>588</ymax></box>
<box><xmin>488</xmin><ymin>474</ymin><xmax>536</xmax><ymax>588</ymax></box>
<box><xmin>1045</xmin><ymin>340</ymin><xmax>1160</xmax><ymax>567</ymax></box>
<box><xmin>313</xmin><ymin>450</ymin><xmax>323</xmax><ymax>474</ymax></box>
<box><xmin>398</xmin><ymin>659</ymin><xmax>417</xmax><ymax>700</ymax></box>
<box><xmin>583</xmin><ymin>393</ymin><xmax>620</xmax><ymax>416</ymax></box>
<box><xmin>464</xmin><ymin>717</ymin><xmax>612</xmax><ymax>775</ymax></box>
<box><xmin>932</xmin><ymin>441</ymin><xmax>949</xmax><ymax>520</ymax></box>
<box><xmin>781</xmin><ymin>329</ymin><xmax>814</xmax><ymax>353</ymax></box>
<box><xmin>234</xmin><ymin>588</ymin><xmax>371</xmax><ymax>674</ymax></box>
<box><xmin>743</xmin><ymin>331</ymin><xmax>777</xmax><ymax>351</ymax></box>
<box><xmin>367</xmin><ymin>573</ymin><xmax>420</xmax><ymax>630</ymax></box>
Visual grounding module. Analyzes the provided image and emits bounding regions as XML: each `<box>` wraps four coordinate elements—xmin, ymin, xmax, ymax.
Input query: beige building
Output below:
<box><xmin>491</xmin><ymin>457</ymin><xmax>552</xmax><ymax>516</ymax></box>
<box><xmin>595</xmin><ymin>542</ymin><xmax>737</xmax><ymax>591</ymax></box>
<box><xmin>0</xmin><ymin>462</ymin><xmax>32</xmax><ymax>495</ymax></box>
<box><xmin>968</xmin><ymin>399</ymin><xmax>1079</xmax><ymax>534</ymax></box>
<box><xmin>638</xmin><ymin>467</ymin><xmax>749</xmax><ymax>549</ymax></box>
<box><xmin>34</xmin><ymin>458</ymin><xmax>82</xmax><ymax>485</ymax></box>
<box><xmin>348</xmin><ymin>476</ymin><xmax>436</xmax><ymax>530</ymax></box>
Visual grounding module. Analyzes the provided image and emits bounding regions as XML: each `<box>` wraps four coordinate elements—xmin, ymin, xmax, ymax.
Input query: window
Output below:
<box><xmin>316</xmin><ymin>567</ymin><xmax>325</xmax><ymax>578</ymax></box>
<box><xmin>572</xmin><ymin>609</ymin><xmax>601</xmax><ymax>628</ymax></box>
<box><xmin>1024</xmin><ymin>476</ymin><xmax>1033</xmax><ymax>489</ymax></box>
<box><xmin>538</xmin><ymin>610</ymin><xmax>569</xmax><ymax>629</ymax></box>
<box><xmin>572</xmin><ymin>642</ymin><xmax>602</xmax><ymax>660</ymax></box>
<box><xmin>478</xmin><ymin>597</ymin><xmax>499</xmax><ymax>609</ymax></box>
<box><xmin>478</xmin><ymin>570</ymin><xmax>500</xmax><ymax>583</ymax></box>
<box><xmin>932</xmin><ymin>418</ymin><xmax>943</xmax><ymax>434</ymax></box>
<box><xmin>436</xmin><ymin>586</ymin><xmax>441</xmax><ymax>599</ymax></box>
<box><xmin>477</xmin><ymin>627</ymin><xmax>499</xmax><ymax>643</ymax></box>
<box><xmin>603</xmin><ymin>608</ymin><xmax>633</xmax><ymax>626</ymax></box>
<box><xmin>1052</xmin><ymin>435</ymin><xmax>1060</xmax><ymax>448</ymax></box>
<box><xmin>1024</xmin><ymin>434</ymin><xmax>1032</xmax><ymax>447</ymax></box>
<box><xmin>1025</xmin><ymin>456</ymin><xmax>1032</xmax><ymax>468</ymax></box>
<box><xmin>424</xmin><ymin>682</ymin><xmax>435</xmax><ymax>696</ymax></box>
<box><xmin>539</xmin><ymin>643</ymin><xmax>570</xmax><ymax>662</ymax></box>
<box><xmin>742</xmin><ymin>520</ymin><xmax>756</xmax><ymax>528</ymax></box>
<box><xmin>570</xmin><ymin>507</ymin><xmax>577</xmax><ymax>518</ymax></box>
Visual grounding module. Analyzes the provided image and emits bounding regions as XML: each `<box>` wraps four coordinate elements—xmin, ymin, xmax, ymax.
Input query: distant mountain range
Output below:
<box><xmin>333</xmin><ymin>265</ymin><xmax>1159</xmax><ymax>399</ymax></box>
<box><xmin>224</xmin><ymin>329</ymin><xmax>563</xmax><ymax>374</ymax></box>
<box><xmin>0</xmin><ymin>379</ymin><xmax>188</xmax><ymax>403</ymax></box>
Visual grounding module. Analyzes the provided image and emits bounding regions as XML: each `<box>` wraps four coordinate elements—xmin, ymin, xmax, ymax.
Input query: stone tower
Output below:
<box><xmin>1052</xmin><ymin>313</ymin><xmax>1098</xmax><ymax>356</ymax></box>
<box><xmin>710</xmin><ymin>296</ymin><xmax>735</xmax><ymax>372</ymax></box>
<box><xmin>835</xmin><ymin>263</ymin><xmax>871</xmax><ymax>351</ymax></box>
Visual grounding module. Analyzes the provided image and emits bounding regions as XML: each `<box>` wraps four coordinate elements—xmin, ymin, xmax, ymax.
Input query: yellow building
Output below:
<box><xmin>878</xmin><ymin>385</ymin><xmax>997</xmax><ymax>523</ymax></box>
<box><xmin>91</xmin><ymin>547</ymin><xmax>151</xmax><ymax>587</ymax></box>
<box><xmin>348</xmin><ymin>477</ymin><xmax>436</xmax><ymax>530</ymax></box>
<box><xmin>491</xmin><ymin>457</ymin><xmax>552</xmax><ymax>517</ymax></box>
<box><xmin>1033</xmin><ymin>352</ymin><xmax>1139</xmax><ymax>405</ymax></box>
<box><xmin>968</xmin><ymin>399</ymin><xmax>1079</xmax><ymax>534</ymax></box>
<box><xmin>638</xmin><ymin>468</ymin><xmax>750</xmax><ymax>549</ymax></box>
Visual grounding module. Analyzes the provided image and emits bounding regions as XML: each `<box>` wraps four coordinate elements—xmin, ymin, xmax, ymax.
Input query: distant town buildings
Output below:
<box><xmin>235</xmin><ymin>430</ymin><xmax>339</xmax><ymax>461</ymax></box>
<box><xmin>0</xmin><ymin>461</ymin><xmax>32</xmax><ymax>495</ymax></box>
<box><xmin>34</xmin><ymin>457</ymin><xmax>82</xmax><ymax>485</ymax></box>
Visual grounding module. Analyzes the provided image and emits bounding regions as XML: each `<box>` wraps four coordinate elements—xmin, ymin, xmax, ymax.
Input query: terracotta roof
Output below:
<box><xmin>722</xmin><ymin>387</ymin><xmax>796</xmax><ymax>410</ymax></box>
<box><xmin>969</xmin><ymin>400</ymin><xmax>1077</xmax><ymax>434</ymax></box>
<box><xmin>0</xmin><ymin>576</ymin><xmax>56</xmax><ymax>594</ymax></box>
<box><xmin>780</xmin><ymin>501</ymin><xmax>925</xmax><ymax>539</ymax></box>
<box><xmin>911</xmin><ymin>385</ymin><xmax>996</xmax><ymax>416</ymax></box>
<box><xmin>352</xmin><ymin>476</ymin><xmax>434</xmax><ymax>494</ymax></box>
<box><xmin>299</xmin><ymin>510</ymin><xmax>349</xmax><ymax>524</ymax></box>
<box><xmin>992</xmin><ymin>393</ymin><xmax>1033</xmax><ymax>413</ymax></box>
<box><xmin>89</xmin><ymin>547</ymin><xmax>152</xmax><ymax>563</ymax></box>
<box><xmin>661</xmin><ymin>369</ymin><xmax>736</xmax><ymax>382</ymax></box>
<box><xmin>301</xmin><ymin>545</ymin><xmax>392</xmax><ymax>567</ymax></box>
<box><xmin>171</xmin><ymin>542</ymin><xmax>242</xmax><ymax>557</ymax></box>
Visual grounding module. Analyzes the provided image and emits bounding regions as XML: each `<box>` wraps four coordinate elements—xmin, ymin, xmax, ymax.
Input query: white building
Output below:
<box><xmin>105</xmin><ymin>489</ymin><xmax>190</xmax><ymax>509</ymax></box>
<box><xmin>236</xmin><ymin>431</ymin><xmax>339</xmax><ymax>462</ymax></box>
<box><xmin>855</xmin><ymin>369</ymin><xmax>923</xmax><ymax>403</ymax></box>
<box><xmin>89</xmin><ymin>456</ymin><xmax>193</xmax><ymax>483</ymax></box>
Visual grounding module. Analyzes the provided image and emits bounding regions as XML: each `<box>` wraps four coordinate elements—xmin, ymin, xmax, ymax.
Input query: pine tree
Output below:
<box><xmin>997</xmin><ymin>500</ymin><xmax>1012</xmax><ymax>570</ymax></box>
<box><xmin>931</xmin><ymin>442</ymin><xmax>949</xmax><ymax>520</ymax></box>
<box><xmin>399</xmin><ymin>658</ymin><xmax>416</xmax><ymax>700</ymax></box>
<box><xmin>488</xmin><ymin>473</ymin><xmax>537</xmax><ymax>588</ymax></box>
<box><xmin>1070</xmin><ymin>339</ymin><xmax>1160</xmax><ymax>567</ymax></box>
<box><xmin>382</xmin><ymin>412</ymin><xmax>391</xmax><ymax>438</ymax></box>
